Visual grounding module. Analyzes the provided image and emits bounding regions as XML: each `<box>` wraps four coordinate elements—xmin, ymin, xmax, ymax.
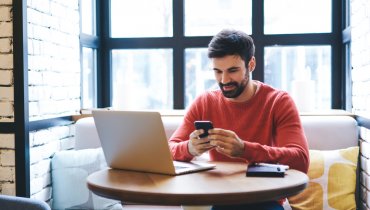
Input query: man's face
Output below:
<box><xmin>211</xmin><ymin>55</ymin><xmax>250</xmax><ymax>99</ymax></box>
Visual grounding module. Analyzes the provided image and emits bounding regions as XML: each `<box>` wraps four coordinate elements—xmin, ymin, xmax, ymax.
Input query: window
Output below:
<box><xmin>80</xmin><ymin>0</ymin><xmax>97</xmax><ymax>109</ymax></box>
<box><xmin>184</xmin><ymin>48</ymin><xmax>215</xmax><ymax>107</ymax></box>
<box><xmin>81</xmin><ymin>0</ymin><xmax>96</xmax><ymax>35</ymax></box>
<box><xmin>264</xmin><ymin>46</ymin><xmax>331</xmax><ymax>111</ymax></box>
<box><xmin>82</xmin><ymin>0</ymin><xmax>344</xmax><ymax>111</ymax></box>
<box><xmin>81</xmin><ymin>48</ymin><xmax>97</xmax><ymax>108</ymax></box>
<box><xmin>184</xmin><ymin>0</ymin><xmax>252</xmax><ymax>36</ymax></box>
<box><xmin>110</xmin><ymin>0</ymin><xmax>173</xmax><ymax>38</ymax></box>
<box><xmin>264</xmin><ymin>0</ymin><xmax>331</xmax><ymax>34</ymax></box>
<box><xmin>111</xmin><ymin>49</ymin><xmax>173</xmax><ymax>110</ymax></box>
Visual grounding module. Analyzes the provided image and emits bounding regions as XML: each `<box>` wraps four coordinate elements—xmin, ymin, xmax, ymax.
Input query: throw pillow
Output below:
<box><xmin>51</xmin><ymin>148</ymin><xmax>122</xmax><ymax>210</ymax></box>
<box><xmin>288</xmin><ymin>146</ymin><xmax>359</xmax><ymax>210</ymax></box>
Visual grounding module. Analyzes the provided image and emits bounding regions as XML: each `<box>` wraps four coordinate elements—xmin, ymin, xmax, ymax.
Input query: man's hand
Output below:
<box><xmin>188</xmin><ymin>129</ymin><xmax>215</xmax><ymax>156</ymax></box>
<box><xmin>208</xmin><ymin>128</ymin><xmax>245</xmax><ymax>158</ymax></box>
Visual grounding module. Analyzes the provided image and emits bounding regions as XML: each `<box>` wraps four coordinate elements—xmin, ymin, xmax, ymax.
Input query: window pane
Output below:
<box><xmin>185</xmin><ymin>48</ymin><xmax>217</xmax><ymax>107</ymax></box>
<box><xmin>112</xmin><ymin>49</ymin><xmax>173</xmax><ymax>109</ymax></box>
<box><xmin>111</xmin><ymin>0</ymin><xmax>173</xmax><ymax>38</ymax></box>
<box><xmin>185</xmin><ymin>0</ymin><xmax>252</xmax><ymax>36</ymax></box>
<box><xmin>82</xmin><ymin>47</ymin><xmax>97</xmax><ymax>108</ymax></box>
<box><xmin>81</xmin><ymin>0</ymin><xmax>95</xmax><ymax>35</ymax></box>
<box><xmin>264</xmin><ymin>0</ymin><xmax>331</xmax><ymax>34</ymax></box>
<box><xmin>264</xmin><ymin>46</ymin><xmax>331</xmax><ymax>111</ymax></box>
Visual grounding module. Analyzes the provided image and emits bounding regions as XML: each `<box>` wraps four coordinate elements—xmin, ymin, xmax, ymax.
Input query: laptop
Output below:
<box><xmin>92</xmin><ymin>110</ymin><xmax>215</xmax><ymax>175</ymax></box>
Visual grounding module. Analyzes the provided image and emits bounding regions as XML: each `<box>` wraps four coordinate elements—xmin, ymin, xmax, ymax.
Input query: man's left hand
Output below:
<box><xmin>208</xmin><ymin>128</ymin><xmax>245</xmax><ymax>158</ymax></box>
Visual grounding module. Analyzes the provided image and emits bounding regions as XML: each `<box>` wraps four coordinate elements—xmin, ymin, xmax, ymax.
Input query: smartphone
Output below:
<box><xmin>194</xmin><ymin>121</ymin><xmax>214</xmax><ymax>138</ymax></box>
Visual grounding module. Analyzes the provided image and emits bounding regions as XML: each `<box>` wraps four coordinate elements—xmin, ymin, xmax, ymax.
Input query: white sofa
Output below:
<box><xmin>74</xmin><ymin>114</ymin><xmax>359</xmax><ymax>151</ymax></box>
<box><xmin>51</xmin><ymin>113</ymin><xmax>360</xmax><ymax>210</ymax></box>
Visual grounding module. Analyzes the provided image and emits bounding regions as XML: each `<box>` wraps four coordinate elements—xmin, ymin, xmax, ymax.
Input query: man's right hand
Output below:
<box><xmin>188</xmin><ymin>129</ymin><xmax>215</xmax><ymax>156</ymax></box>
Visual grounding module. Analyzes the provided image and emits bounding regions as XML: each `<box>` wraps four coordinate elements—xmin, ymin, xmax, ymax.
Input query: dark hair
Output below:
<box><xmin>207</xmin><ymin>29</ymin><xmax>255</xmax><ymax>65</ymax></box>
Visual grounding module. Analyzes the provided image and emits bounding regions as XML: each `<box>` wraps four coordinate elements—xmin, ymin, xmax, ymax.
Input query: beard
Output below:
<box><xmin>219</xmin><ymin>75</ymin><xmax>250</xmax><ymax>98</ymax></box>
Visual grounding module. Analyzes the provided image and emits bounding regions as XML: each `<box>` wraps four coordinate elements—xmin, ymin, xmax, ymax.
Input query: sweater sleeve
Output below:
<box><xmin>242</xmin><ymin>93</ymin><xmax>310</xmax><ymax>173</ymax></box>
<box><xmin>168</xmin><ymin>96</ymin><xmax>203</xmax><ymax>161</ymax></box>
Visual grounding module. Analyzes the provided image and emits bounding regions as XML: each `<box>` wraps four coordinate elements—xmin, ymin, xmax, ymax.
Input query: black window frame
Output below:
<box><xmin>81</xmin><ymin>0</ymin><xmax>346</xmax><ymax>110</ymax></box>
<box><xmin>342</xmin><ymin>0</ymin><xmax>351</xmax><ymax>111</ymax></box>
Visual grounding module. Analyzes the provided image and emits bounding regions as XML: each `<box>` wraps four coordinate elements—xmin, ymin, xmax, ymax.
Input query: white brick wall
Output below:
<box><xmin>0</xmin><ymin>7</ymin><xmax>11</xmax><ymax>21</ymax></box>
<box><xmin>5</xmin><ymin>0</ymin><xmax>80</xmax><ymax>201</ymax></box>
<box><xmin>351</xmin><ymin>0</ymin><xmax>370</xmax><ymax>208</ymax></box>
<box><xmin>27</xmin><ymin>0</ymin><xmax>80</xmax><ymax>194</ymax></box>
<box><xmin>0</xmin><ymin>38</ymin><xmax>12</xmax><ymax>53</ymax></box>
<box><xmin>0</xmin><ymin>39</ymin><xmax>14</xmax><ymax>203</ymax></box>
<box><xmin>28</xmin><ymin>0</ymin><xmax>80</xmax><ymax>121</ymax></box>
<box><xmin>27</xmin><ymin>0</ymin><xmax>80</xmax><ymax>202</ymax></box>
<box><xmin>0</xmin><ymin>102</ymin><xmax>13</xmax><ymax>116</ymax></box>
<box><xmin>351</xmin><ymin>0</ymin><xmax>370</xmax><ymax>117</ymax></box>
<box><xmin>0</xmin><ymin>133</ymin><xmax>15</xmax><ymax>196</ymax></box>
<box><xmin>0</xmin><ymin>22</ymin><xmax>12</xmax><ymax>37</ymax></box>
<box><xmin>0</xmin><ymin>167</ymin><xmax>15</xmax><ymax>182</ymax></box>
<box><xmin>0</xmin><ymin>87</ymin><xmax>14</xmax><ymax>100</ymax></box>
<box><xmin>0</xmin><ymin>0</ymin><xmax>81</xmax><ymax>200</ymax></box>
<box><xmin>0</xmin><ymin>134</ymin><xmax>15</xmax><ymax>149</ymax></box>
<box><xmin>0</xmin><ymin>1</ymin><xmax>14</xmax><ymax>125</ymax></box>
<box><xmin>30</xmin><ymin>173</ymin><xmax>51</xmax><ymax>195</ymax></box>
<box><xmin>29</xmin><ymin>123</ymin><xmax>75</xmax><ymax>200</ymax></box>
<box><xmin>0</xmin><ymin>182</ymin><xmax>15</xmax><ymax>196</ymax></box>
<box><xmin>0</xmin><ymin>73</ymin><xmax>13</xmax><ymax>120</ymax></box>
<box><xmin>0</xmin><ymin>70</ymin><xmax>13</xmax><ymax>85</ymax></box>
<box><xmin>31</xmin><ymin>187</ymin><xmax>51</xmax><ymax>203</ymax></box>
<box><xmin>0</xmin><ymin>149</ymin><xmax>15</xmax><ymax>166</ymax></box>
<box><xmin>30</xmin><ymin>159</ymin><xmax>51</xmax><ymax>180</ymax></box>
<box><xmin>0</xmin><ymin>0</ymin><xmax>12</xmax><ymax>6</ymax></box>
<box><xmin>0</xmin><ymin>54</ymin><xmax>13</xmax><ymax>69</ymax></box>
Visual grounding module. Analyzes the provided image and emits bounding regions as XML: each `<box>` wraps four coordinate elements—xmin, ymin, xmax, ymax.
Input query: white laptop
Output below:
<box><xmin>92</xmin><ymin>110</ymin><xmax>215</xmax><ymax>175</ymax></box>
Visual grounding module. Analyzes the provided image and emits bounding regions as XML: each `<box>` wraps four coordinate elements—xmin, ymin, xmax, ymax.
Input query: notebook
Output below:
<box><xmin>92</xmin><ymin>110</ymin><xmax>215</xmax><ymax>175</ymax></box>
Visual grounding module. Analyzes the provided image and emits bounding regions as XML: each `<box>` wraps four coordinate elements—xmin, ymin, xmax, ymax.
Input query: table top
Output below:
<box><xmin>87</xmin><ymin>161</ymin><xmax>308</xmax><ymax>206</ymax></box>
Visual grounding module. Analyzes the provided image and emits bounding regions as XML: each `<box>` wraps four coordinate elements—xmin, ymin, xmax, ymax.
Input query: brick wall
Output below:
<box><xmin>28</xmin><ymin>0</ymin><xmax>80</xmax><ymax>120</ymax></box>
<box><xmin>0</xmin><ymin>0</ymin><xmax>15</xmax><ymax>196</ymax></box>
<box><xmin>27</xmin><ymin>0</ymin><xmax>80</xmax><ymax>203</ymax></box>
<box><xmin>29</xmin><ymin>124</ymin><xmax>75</xmax><ymax>202</ymax></box>
<box><xmin>0</xmin><ymin>134</ymin><xmax>15</xmax><ymax>196</ymax></box>
<box><xmin>0</xmin><ymin>0</ymin><xmax>14</xmax><ymax>122</ymax></box>
<box><xmin>351</xmin><ymin>0</ymin><xmax>370</xmax><ymax>209</ymax></box>
<box><xmin>1</xmin><ymin>0</ymin><xmax>80</xmax><ymax>202</ymax></box>
<box><xmin>351</xmin><ymin>0</ymin><xmax>370</xmax><ymax>118</ymax></box>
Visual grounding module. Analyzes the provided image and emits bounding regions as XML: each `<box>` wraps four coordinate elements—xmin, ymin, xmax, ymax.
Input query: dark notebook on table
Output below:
<box><xmin>246</xmin><ymin>163</ymin><xmax>289</xmax><ymax>177</ymax></box>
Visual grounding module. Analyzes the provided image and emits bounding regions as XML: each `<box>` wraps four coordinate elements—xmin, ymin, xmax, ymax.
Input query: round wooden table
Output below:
<box><xmin>87</xmin><ymin>161</ymin><xmax>308</xmax><ymax>206</ymax></box>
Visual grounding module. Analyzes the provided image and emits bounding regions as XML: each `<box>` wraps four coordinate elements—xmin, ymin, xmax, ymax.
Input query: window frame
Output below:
<box><xmin>79</xmin><ymin>0</ymin><xmax>99</xmax><ymax>109</ymax></box>
<box><xmin>84</xmin><ymin>0</ymin><xmax>346</xmax><ymax>110</ymax></box>
<box><xmin>342</xmin><ymin>0</ymin><xmax>352</xmax><ymax>111</ymax></box>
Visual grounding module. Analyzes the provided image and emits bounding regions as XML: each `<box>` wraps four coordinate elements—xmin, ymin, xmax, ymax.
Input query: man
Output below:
<box><xmin>168</xmin><ymin>29</ymin><xmax>309</xmax><ymax>210</ymax></box>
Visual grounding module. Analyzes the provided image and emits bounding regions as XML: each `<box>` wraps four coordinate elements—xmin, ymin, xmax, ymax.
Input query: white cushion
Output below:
<box><xmin>75</xmin><ymin>115</ymin><xmax>359</xmax><ymax>151</ymax></box>
<box><xmin>75</xmin><ymin>117</ymin><xmax>101</xmax><ymax>150</ymax></box>
<box><xmin>75</xmin><ymin>116</ymin><xmax>184</xmax><ymax>150</ymax></box>
<box><xmin>301</xmin><ymin>116</ymin><xmax>358</xmax><ymax>150</ymax></box>
<box><xmin>161</xmin><ymin>116</ymin><xmax>183</xmax><ymax>139</ymax></box>
<box><xmin>51</xmin><ymin>148</ymin><xmax>122</xmax><ymax>210</ymax></box>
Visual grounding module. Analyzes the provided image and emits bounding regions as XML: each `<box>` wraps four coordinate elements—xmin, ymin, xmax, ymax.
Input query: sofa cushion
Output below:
<box><xmin>288</xmin><ymin>146</ymin><xmax>359</xmax><ymax>210</ymax></box>
<box><xmin>75</xmin><ymin>116</ymin><xmax>184</xmax><ymax>150</ymax></box>
<box><xmin>51</xmin><ymin>148</ymin><xmax>122</xmax><ymax>210</ymax></box>
<box><xmin>75</xmin><ymin>117</ymin><xmax>101</xmax><ymax>150</ymax></box>
<box><xmin>75</xmin><ymin>115</ymin><xmax>359</xmax><ymax>151</ymax></box>
<box><xmin>301</xmin><ymin>116</ymin><xmax>358</xmax><ymax>150</ymax></box>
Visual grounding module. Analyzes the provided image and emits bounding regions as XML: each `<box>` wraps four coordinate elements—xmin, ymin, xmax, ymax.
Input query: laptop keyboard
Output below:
<box><xmin>175</xmin><ymin>165</ymin><xmax>188</xmax><ymax>170</ymax></box>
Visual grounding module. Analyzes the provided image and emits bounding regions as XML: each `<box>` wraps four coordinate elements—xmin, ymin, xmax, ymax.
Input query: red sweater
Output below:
<box><xmin>169</xmin><ymin>81</ymin><xmax>309</xmax><ymax>173</ymax></box>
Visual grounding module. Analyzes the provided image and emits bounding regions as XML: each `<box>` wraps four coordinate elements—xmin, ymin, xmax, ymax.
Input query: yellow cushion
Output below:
<box><xmin>288</xmin><ymin>146</ymin><xmax>359</xmax><ymax>210</ymax></box>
